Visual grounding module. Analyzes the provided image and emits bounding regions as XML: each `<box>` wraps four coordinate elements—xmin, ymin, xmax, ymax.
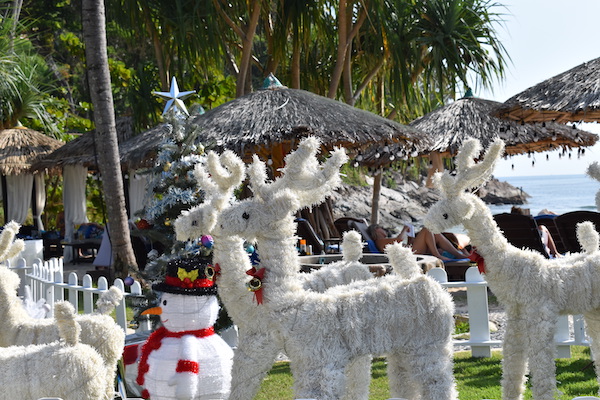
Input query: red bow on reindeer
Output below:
<box><xmin>468</xmin><ymin>250</ymin><xmax>486</xmax><ymax>274</ymax></box>
<box><xmin>246</xmin><ymin>267</ymin><xmax>266</xmax><ymax>305</ymax></box>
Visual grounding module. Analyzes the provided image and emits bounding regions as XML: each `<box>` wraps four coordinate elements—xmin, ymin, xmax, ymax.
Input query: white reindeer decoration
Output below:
<box><xmin>587</xmin><ymin>161</ymin><xmax>600</xmax><ymax>210</ymax></box>
<box><xmin>176</xmin><ymin>137</ymin><xmax>457</xmax><ymax>400</ymax></box>
<box><xmin>175</xmin><ymin>141</ymin><xmax>376</xmax><ymax>400</ymax></box>
<box><xmin>424</xmin><ymin>138</ymin><xmax>600</xmax><ymax>400</ymax></box>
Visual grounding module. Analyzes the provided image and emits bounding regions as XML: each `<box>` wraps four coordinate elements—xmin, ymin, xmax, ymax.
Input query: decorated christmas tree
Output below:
<box><xmin>135</xmin><ymin>78</ymin><xmax>212</xmax><ymax>281</ymax></box>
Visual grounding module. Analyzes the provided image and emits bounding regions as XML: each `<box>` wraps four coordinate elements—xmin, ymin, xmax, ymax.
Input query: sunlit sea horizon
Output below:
<box><xmin>489</xmin><ymin>174</ymin><xmax>598</xmax><ymax>215</ymax></box>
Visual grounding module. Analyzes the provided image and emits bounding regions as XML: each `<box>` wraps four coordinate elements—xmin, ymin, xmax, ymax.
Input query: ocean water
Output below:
<box><xmin>489</xmin><ymin>174</ymin><xmax>599</xmax><ymax>216</ymax></box>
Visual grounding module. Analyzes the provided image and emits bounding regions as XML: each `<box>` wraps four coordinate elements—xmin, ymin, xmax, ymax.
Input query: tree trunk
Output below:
<box><xmin>327</xmin><ymin>0</ymin><xmax>348</xmax><ymax>99</ymax></box>
<box><xmin>81</xmin><ymin>0</ymin><xmax>138</xmax><ymax>279</ymax></box>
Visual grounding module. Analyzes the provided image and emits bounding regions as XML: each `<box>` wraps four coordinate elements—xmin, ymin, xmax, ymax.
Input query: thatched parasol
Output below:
<box><xmin>190</xmin><ymin>85</ymin><xmax>429</xmax><ymax>164</ymax></box>
<box><xmin>189</xmin><ymin>82</ymin><xmax>430</xmax><ymax>230</ymax></box>
<box><xmin>497</xmin><ymin>56</ymin><xmax>600</xmax><ymax>123</ymax></box>
<box><xmin>31</xmin><ymin>122</ymin><xmax>168</xmax><ymax>173</ymax></box>
<box><xmin>409</xmin><ymin>96</ymin><xmax>598</xmax><ymax>186</ymax></box>
<box><xmin>0</xmin><ymin>126</ymin><xmax>63</xmax><ymax>228</ymax></box>
<box><xmin>0</xmin><ymin>126</ymin><xmax>63</xmax><ymax>175</ymax></box>
<box><xmin>410</xmin><ymin>96</ymin><xmax>597</xmax><ymax>155</ymax></box>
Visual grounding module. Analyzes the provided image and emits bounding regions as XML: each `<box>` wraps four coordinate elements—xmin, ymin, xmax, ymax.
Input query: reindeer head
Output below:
<box><xmin>175</xmin><ymin>137</ymin><xmax>348</xmax><ymax>243</ymax></box>
<box><xmin>218</xmin><ymin>137</ymin><xmax>348</xmax><ymax>241</ymax></box>
<box><xmin>424</xmin><ymin>138</ymin><xmax>505</xmax><ymax>233</ymax></box>
<box><xmin>174</xmin><ymin>150</ymin><xmax>246</xmax><ymax>241</ymax></box>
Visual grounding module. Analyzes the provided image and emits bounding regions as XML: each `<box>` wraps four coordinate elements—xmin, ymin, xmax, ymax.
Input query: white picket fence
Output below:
<box><xmin>7</xmin><ymin>257</ymin><xmax>143</xmax><ymax>334</ymax></box>
<box><xmin>7</xmin><ymin>258</ymin><xmax>591</xmax><ymax>358</ymax></box>
<box><xmin>427</xmin><ymin>265</ymin><xmax>589</xmax><ymax>358</ymax></box>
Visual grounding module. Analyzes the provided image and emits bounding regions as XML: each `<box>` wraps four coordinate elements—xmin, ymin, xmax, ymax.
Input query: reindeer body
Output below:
<box><xmin>176</xmin><ymin>138</ymin><xmax>458</xmax><ymax>400</ymax></box>
<box><xmin>424</xmin><ymin>138</ymin><xmax>600</xmax><ymax>400</ymax></box>
<box><xmin>255</xmin><ymin>237</ymin><xmax>457</xmax><ymax>400</ymax></box>
<box><xmin>175</xmin><ymin>148</ymin><xmax>375</xmax><ymax>400</ymax></box>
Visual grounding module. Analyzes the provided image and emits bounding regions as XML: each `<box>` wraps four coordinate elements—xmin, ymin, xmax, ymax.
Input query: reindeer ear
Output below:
<box><xmin>268</xmin><ymin>190</ymin><xmax>301</xmax><ymax>220</ymax></box>
<box><xmin>587</xmin><ymin>161</ymin><xmax>600</xmax><ymax>181</ymax></box>
<box><xmin>455</xmin><ymin>198</ymin><xmax>475</xmax><ymax>220</ymax></box>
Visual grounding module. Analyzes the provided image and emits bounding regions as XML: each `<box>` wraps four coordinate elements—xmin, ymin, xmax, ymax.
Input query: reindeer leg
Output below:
<box><xmin>525</xmin><ymin>306</ymin><xmax>559</xmax><ymax>400</ymax></box>
<box><xmin>583</xmin><ymin>310</ymin><xmax>600</xmax><ymax>397</ymax></box>
<box><xmin>291</xmin><ymin>355</ymin><xmax>348</xmax><ymax>400</ymax></box>
<box><xmin>405</xmin><ymin>341</ymin><xmax>457</xmax><ymax>400</ymax></box>
<box><xmin>501</xmin><ymin>304</ymin><xmax>528</xmax><ymax>400</ymax></box>
<box><xmin>228</xmin><ymin>328</ymin><xmax>279</xmax><ymax>400</ymax></box>
<box><xmin>342</xmin><ymin>355</ymin><xmax>372</xmax><ymax>400</ymax></box>
<box><xmin>387</xmin><ymin>352</ymin><xmax>422</xmax><ymax>400</ymax></box>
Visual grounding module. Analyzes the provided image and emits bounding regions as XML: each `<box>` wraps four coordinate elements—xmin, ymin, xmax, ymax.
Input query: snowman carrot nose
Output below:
<box><xmin>141</xmin><ymin>306</ymin><xmax>162</xmax><ymax>316</ymax></box>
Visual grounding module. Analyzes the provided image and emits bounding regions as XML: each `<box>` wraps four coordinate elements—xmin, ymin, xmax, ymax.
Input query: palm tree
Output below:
<box><xmin>81</xmin><ymin>0</ymin><xmax>138</xmax><ymax>279</ymax></box>
<box><xmin>0</xmin><ymin>18</ymin><xmax>60</xmax><ymax>135</ymax></box>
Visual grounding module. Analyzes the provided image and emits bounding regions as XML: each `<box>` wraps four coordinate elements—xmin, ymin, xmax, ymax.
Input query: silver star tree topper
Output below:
<box><xmin>153</xmin><ymin>77</ymin><xmax>196</xmax><ymax>116</ymax></box>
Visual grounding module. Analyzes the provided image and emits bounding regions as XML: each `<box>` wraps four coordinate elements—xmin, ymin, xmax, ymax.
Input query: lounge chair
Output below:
<box><xmin>295</xmin><ymin>218</ymin><xmax>342</xmax><ymax>254</ymax></box>
<box><xmin>493</xmin><ymin>213</ymin><xmax>550</xmax><ymax>258</ymax></box>
<box><xmin>534</xmin><ymin>214</ymin><xmax>567</xmax><ymax>254</ymax></box>
<box><xmin>554</xmin><ymin>211</ymin><xmax>600</xmax><ymax>253</ymax></box>
<box><xmin>344</xmin><ymin>218</ymin><xmax>380</xmax><ymax>253</ymax></box>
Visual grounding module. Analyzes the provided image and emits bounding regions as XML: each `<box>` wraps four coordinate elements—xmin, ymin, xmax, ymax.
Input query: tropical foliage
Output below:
<box><xmin>8</xmin><ymin>0</ymin><xmax>508</xmax><ymax>136</ymax></box>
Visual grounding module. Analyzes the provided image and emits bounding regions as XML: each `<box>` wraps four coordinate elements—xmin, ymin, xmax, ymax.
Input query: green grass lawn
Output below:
<box><xmin>254</xmin><ymin>347</ymin><xmax>598</xmax><ymax>399</ymax></box>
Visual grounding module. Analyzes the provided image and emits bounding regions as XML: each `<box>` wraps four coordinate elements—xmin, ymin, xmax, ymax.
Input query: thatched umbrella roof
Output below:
<box><xmin>31</xmin><ymin>121</ymin><xmax>168</xmax><ymax>173</ymax></box>
<box><xmin>497</xmin><ymin>56</ymin><xmax>600</xmax><ymax>123</ymax></box>
<box><xmin>117</xmin><ymin>123</ymin><xmax>170</xmax><ymax>170</ymax></box>
<box><xmin>30</xmin><ymin>132</ymin><xmax>97</xmax><ymax>173</ymax></box>
<box><xmin>0</xmin><ymin>126</ymin><xmax>63</xmax><ymax>175</ymax></box>
<box><xmin>410</xmin><ymin>96</ymin><xmax>598</xmax><ymax>156</ymax></box>
<box><xmin>189</xmin><ymin>86</ymin><xmax>430</xmax><ymax>162</ymax></box>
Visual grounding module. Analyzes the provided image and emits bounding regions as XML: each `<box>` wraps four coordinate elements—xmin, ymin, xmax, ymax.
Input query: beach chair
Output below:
<box><xmin>534</xmin><ymin>214</ymin><xmax>567</xmax><ymax>254</ymax></box>
<box><xmin>295</xmin><ymin>218</ymin><xmax>325</xmax><ymax>254</ymax></box>
<box><xmin>333</xmin><ymin>217</ymin><xmax>369</xmax><ymax>236</ymax></box>
<box><xmin>345</xmin><ymin>219</ymin><xmax>381</xmax><ymax>253</ymax></box>
<box><xmin>493</xmin><ymin>213</ymin><xmax>550</xmax><ymax>258</ymax></box>
<box><xmin>554</xmin><ymin>211</ymin><xmax>600</xmax><ymax>253</ymax></box>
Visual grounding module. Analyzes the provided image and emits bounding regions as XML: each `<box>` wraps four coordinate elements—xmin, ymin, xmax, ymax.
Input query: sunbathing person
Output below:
<box><xmin>511</xmin><ymin>206</ymin><xmax>562</xmax><ymax>258</ymax></box>
<box><xmin>367</xmin><ymin>224</ymin><xmax>470</xmax><ymax>261</ymax></box>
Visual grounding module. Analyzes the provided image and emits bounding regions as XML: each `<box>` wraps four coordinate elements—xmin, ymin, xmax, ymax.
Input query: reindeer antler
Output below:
<box><xmin>436</xmin><ymin>138</ymin><xmax>505</xmax><ymax>197</ymax></box>
<box><xmin>194</xmin><ymin>150</ymin><xmax>246</xmax><ymax>210</ymax></box>
<box><xmin>248</xmin><ymin>137</ymin><xmax>348</xmax><ymax>210</ymax></box>
<box><xmin>175</xmin><ymin>150</ymin><xmax>246</xmax><ymax>240</ymax></box>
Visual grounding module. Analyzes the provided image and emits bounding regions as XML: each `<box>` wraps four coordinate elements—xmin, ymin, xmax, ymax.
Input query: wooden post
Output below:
<box><xmin>370</xmin><ymin>168</ymin><xmax>383</xmax><ymax>225</ymax></box>
<box><xmin>426</xmin><ymin>151</ymin><xmax>444</xmax><ymax>188</ymax></box>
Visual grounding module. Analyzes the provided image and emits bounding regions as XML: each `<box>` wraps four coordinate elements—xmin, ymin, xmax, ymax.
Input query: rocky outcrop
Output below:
<box><xmin>331</xmin><ymin>176</ymin><xmax>528</xmax><ymax>230</ymax></box>
<box><xmin>479</xmin><ymin>177</ymin><xmax>530</xmax><ymax>205</ymax></box>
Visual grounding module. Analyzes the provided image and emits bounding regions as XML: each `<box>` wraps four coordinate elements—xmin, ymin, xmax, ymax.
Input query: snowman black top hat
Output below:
<box><xmin>153</xmin><ymin>254</ymin><xmax>218</xmax><ymax>296</ymax></box>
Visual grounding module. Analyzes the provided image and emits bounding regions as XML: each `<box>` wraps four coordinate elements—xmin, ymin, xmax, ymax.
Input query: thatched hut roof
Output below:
<box><xmin>189</xmin><ymin>87</ymin><xmax>430</xmax><ymax>162</ymax></box>
<box><xmin>0</xmin><ymin>127</ymin><xmax>63</xmax><ymax>175</ymax></box>
<box><xmin>497</xmin><ymin>57</ymin><xmax>600</xmax><ymax>123</ymax></box>
<box><xmin>117</xmin><ymin>123</ymin><xmax>170</xmax><ymax>170</ymax></box>
<box><xmin>31</xmin><ymin>119</ymin><xmax>166</xmax><ymax>173</ymax></box>
<box><xmin>30</xmin><ymin>132</ymin><xmax>97</xmax><ymax>173</ymax></box>
<box><xmin>409</xmin><ymin>96</ymin><xmax>598</xmax><ymax>156</ymax></box>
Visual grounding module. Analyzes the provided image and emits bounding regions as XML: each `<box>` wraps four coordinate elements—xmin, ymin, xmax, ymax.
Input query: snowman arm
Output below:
<box><xmin>168</xmin><ymin>335</ymin><xmax>200</xmax><ymax>399</ymax></box>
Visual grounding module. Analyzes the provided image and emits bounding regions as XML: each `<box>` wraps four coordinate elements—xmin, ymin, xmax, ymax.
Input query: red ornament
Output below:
<box><xmin>136</xmin><ymin>219</ymin><xmax>152</xmax><ymax>230</ymax></box>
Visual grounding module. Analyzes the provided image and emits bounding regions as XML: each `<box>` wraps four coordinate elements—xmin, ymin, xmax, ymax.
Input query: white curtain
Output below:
<box><xmin>128</xmin><ymin>172</ymin><xmax>150</xmax><ymax>219</ymax></box>
<box><xmin>33</xmin><ymin>173</ymin><xmax>46</xmax><ymax>231</ymax></box>
<box><xmin>62</xmin><ymin>165</ymin><xmax>89</xmax><ymax>262</ymax></box>
<box><xmin>6</xmin><ymin>174</ymin><xmax>33</xmax><ymax>224</ymax></box>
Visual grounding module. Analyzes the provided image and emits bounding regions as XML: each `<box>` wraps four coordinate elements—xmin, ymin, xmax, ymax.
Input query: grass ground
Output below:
<box><xmin>253</xmin><ymin>347</ymin><xmax>598</xmax><ymax>399</ymax></box>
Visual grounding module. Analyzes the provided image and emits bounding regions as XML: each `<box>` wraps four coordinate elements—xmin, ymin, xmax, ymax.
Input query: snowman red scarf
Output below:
<box><xmin>136</xmin><ymin>325</ymin><xmax>215</xmax><ymax>394</ymax></box>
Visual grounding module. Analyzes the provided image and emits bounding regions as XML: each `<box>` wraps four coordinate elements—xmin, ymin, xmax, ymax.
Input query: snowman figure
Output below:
<box><xmin>136</xmin><ymin>254</ymin><xmax>233</xmax><ymax>399</ymax></box>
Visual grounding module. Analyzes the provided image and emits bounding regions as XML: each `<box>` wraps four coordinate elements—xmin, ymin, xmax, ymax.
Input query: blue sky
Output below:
<box><xmin>477</xmin><ymin>0</ymin><xmax>600</xmax><ymax>177</ymax></box>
